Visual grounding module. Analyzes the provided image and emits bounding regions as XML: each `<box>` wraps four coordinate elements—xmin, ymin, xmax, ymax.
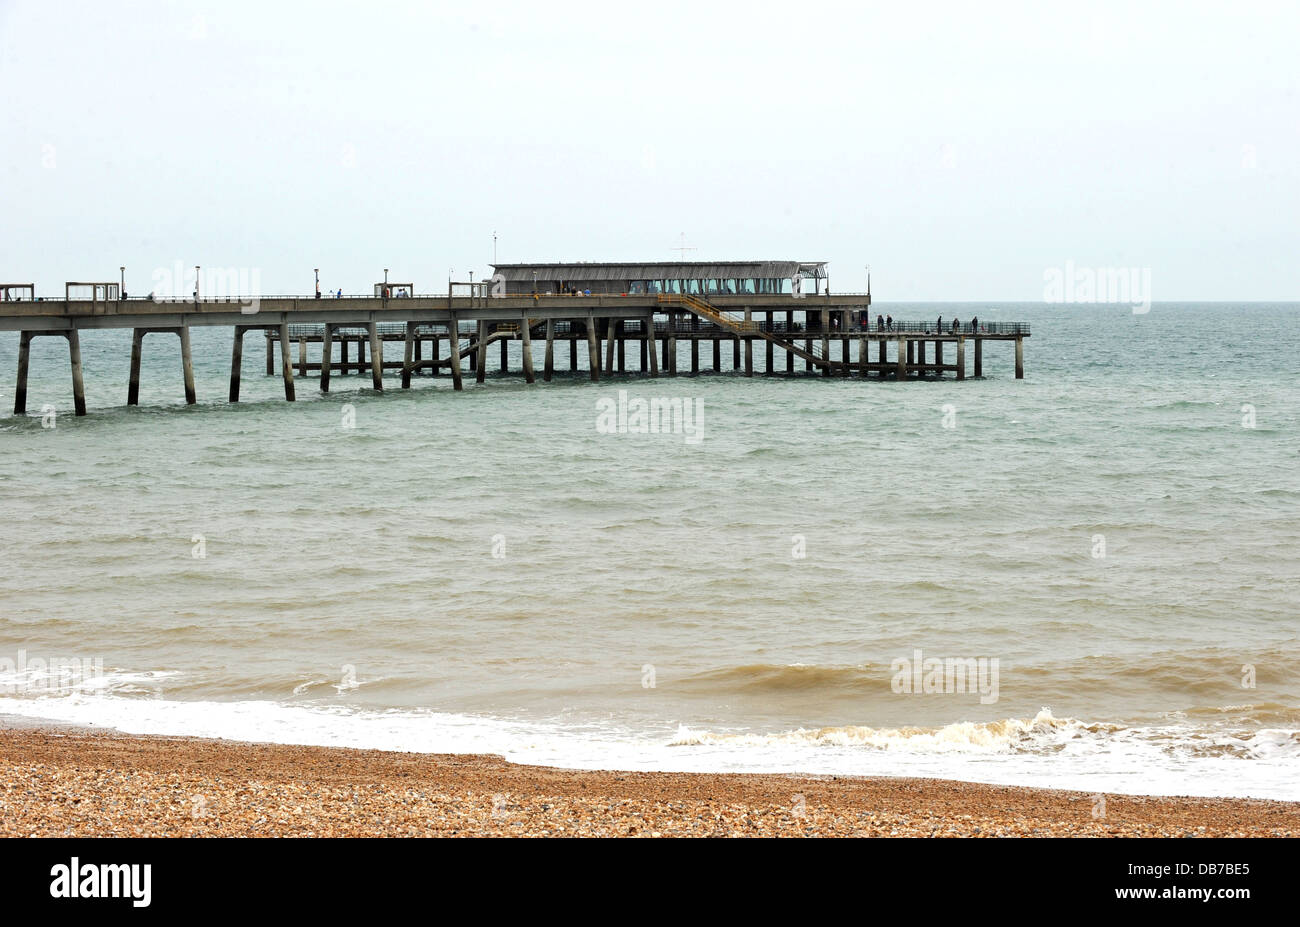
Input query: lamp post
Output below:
<box><xmin>493</xmin><ymin>231</ymin><xmax>497</xmax><ymax>265</ymax></box>
<box><xmin>314</xmin><ymin>267</ymin><xmax>320</xmax><ymax>299</ymax></box>
<box><xmin>194</xmin><ymin>265</ymin><xmax>200</xmax><ymax>301</ymax></box>
<box><xmin>119</xmin><ymin>266</ymin><xmax>125</xmax><ymax>299</ymax></box>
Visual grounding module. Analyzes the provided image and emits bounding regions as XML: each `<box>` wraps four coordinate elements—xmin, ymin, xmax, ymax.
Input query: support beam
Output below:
<box><xmin>895</xmin><ymin>335</ymin><xmax>907</xmax><ymax>380</ymax></box>
<box><xmin>917</xmin><ymin>339</ymin><xmax>926</xmax><ymax>377</ymax></box>
<box><xmin>744</xmin><ymin>307</ymin><xmax>753</xmax><ymax>377</ymax></box>
<box><xmin>320</xmin><ymin>324</ymin><xmax>333</xmax><ymax>392</ymax></box>
<box><xmin>766</xmin><ymin>331</ymin><xmax>774</xmax><ymax>375</ymax></box>
<box><xmin>936</xmin><ymin>339</ymin><xmax>944</xmax><ymax>371</ymax></box>
<box><xmin>820</xmin><ymin>309</ymin><xmax>830</xmax><ymax>377</ymax></box>
<box><xmin>448</xmin><ymin>316</ymin><xmax>464</xmax><ymax>391</ymax></box>
<box><xmin>691</xmin><ymin>333</ymin><xmax>699</xmax><ymax>374</ymax></box>
<box><xmin>858</xmin><ymin>335</ymin><xmax>867</xmax><ymax>378</ymax></box>
<box><xmin>499</xmin><ymin>334</ymin><xmax>508</xmax><ymax>373</ymax></box>
<box><xmin>543</xmin><ymin>319</ymin><xmax>555</xmax><ymax>382</ymax></box>
<box><xmin>128</xmin><ymin>328</ymin><xmax>144</xmax><ymax>405</ymax></box>
<box><xmin>68</xmin><ymin>330</ymin><xmax>86</xmax><ymax>416</ymax></box>
<box><xmin>180</xmin><ymin>326</ymin><xmax>196</xmax><ymax>404</ymax></box>
<box><xmin>586</xmin><ymin>319</ymin><xmax>600</xmax><ymax>381</ymax></box>
<box><xmin>644</xmin><ymin>315</ymin><xmax>658</xmax><ymax>378</ymax></box>
<box><xmin>733</xmin><ymin>335</ymin><xmax>741</xmax><ymax>370</ymax></box>
<box><xmin>605</xmin><ymin>318</ymin><xmax>617</xmax><ymax>373</ymax></box>
<box><xmin>974</xmin><ymin>337</ymin><xmax>982</xmax><ymax>377</ymax></box>
<box><xmin>520</xmin><ymin>316</ymin><xmax>535</xmax><ymax>384</ymax></box>
<box><xmin>279</xmin><ymin>322</ymin><xmax>295</xmax><ymax>401</ymax></box>
<box><xmin>1015</xmin><ymin>337</ymin><xmax>1024</xmax><ymax>379</ymax></box>
<box><xmin>956</xmin><ymin>336</ymin><xmax>966</xmax><ymax>381</ymax></box>
<box><xmin>13</xmin><ymin>331</ymin><xmax>31</xmax><ymax>415</ymax></box>
<box><xmin>229</xmin><ymin>327</ymin><xmax>245</xmax><ymax>402</ymax></box>
<box><xmin>368</xmin><ymin>321</ymin><xmax>383</xmax><ymax>391</ymax></box>
<box><xmin>570</xmin><ymin>338</ymin><xmax>578</xmax><ymax>372</ymax></box>
<box><xmin>402</xmin><ymin>322</ymin><xmax>415</xmax><ymax>388</ymax></box>
<box><xmin>713</xmin><ymin>338</ymin><xmax>721</xmax><ymax>372</ymax></box>
<box><xmin>787</xmin><ymin>311</ymin><xmax>794</xmax><ymax>373</ymax></box>
<box><xmin>266</xmin><ymin>332</ymin><xmax>273</xmax><ymax>376</ymax></box>
<box><xmin>666</xmin><ymin>313</ymin><xmax>676</xmax><ymax>375</ymax></box>
<box><xmin>476</xmin><ymin>321</ymin><xmax>488</xmax><ymax>384</ymax></box>
<box><xmin>298</xmin><ymin>336</ymin><xmax>308</xmax><ymax>378</ymax></box>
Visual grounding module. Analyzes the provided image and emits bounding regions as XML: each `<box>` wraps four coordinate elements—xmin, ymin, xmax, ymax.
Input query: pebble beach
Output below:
<box><xmin>1</xmin><ymin>726</ymin><xmax>1295</xmax><ymax>838</ymax></box>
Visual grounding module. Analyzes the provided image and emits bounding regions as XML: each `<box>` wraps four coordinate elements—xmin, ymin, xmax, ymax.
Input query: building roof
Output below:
<box><xmin>489</xmin><ymin>261</ymin><xmax>826</xmax><ymax>282</ymax></box>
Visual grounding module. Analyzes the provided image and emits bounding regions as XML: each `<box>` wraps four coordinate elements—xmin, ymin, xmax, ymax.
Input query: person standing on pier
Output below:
<box><xmin>971</xmin><ymin>315</ymin><xmax>979</xmax><ymax>332</ymax></box>
<box><xmin>937</xmin><ymin>315</ymin><xmax>943</xmax><ymax>334</ymax></box>
<box><xmin>886</xmin><ymin>314</ymin><xmax>893</xmax><ymax>331</ymax></box>
<box><xmin>877</xmin><ymin>314</ymin><xmax>884</xmax><ymax>331</ymax></box>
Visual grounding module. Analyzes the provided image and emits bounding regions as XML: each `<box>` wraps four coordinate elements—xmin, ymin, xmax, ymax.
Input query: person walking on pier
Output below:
<box><xmin>877</xmin><ymin>314</ymin><xmax>884</xmax><ymax>332</ymax></box>
<box><xmin>971</xmin><ymin>315</ymin><xmax>979</xmax><ymax>333</ymax></box>
<box><xmin>951</xmin><ymin>317</ymin><xmax>959</xmax><ymax>334</ymax></box>
<box><xmin>886</xmin><ymin>314</ymin><xmax>893</xmax><ymax>331</ymax></box>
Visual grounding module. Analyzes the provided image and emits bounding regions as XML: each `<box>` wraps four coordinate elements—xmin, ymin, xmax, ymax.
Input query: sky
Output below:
<box><xmin>1</xmin><ymin>0</ymin><xmax>1297</xmax><ymax>299</ymax></box>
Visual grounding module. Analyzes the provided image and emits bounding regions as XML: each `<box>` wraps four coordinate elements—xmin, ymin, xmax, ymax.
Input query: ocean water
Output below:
<box><xmin>0</xmin><ymin>302</ymin><xmax>1297</xmax><ymax>800</ymax></box>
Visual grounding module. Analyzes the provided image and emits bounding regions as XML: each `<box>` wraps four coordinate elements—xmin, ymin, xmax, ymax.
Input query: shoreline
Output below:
<box><xmin>1</xmin><ymin>725</ymin><xmax>1296</xmax><ymax>837</ymax></box>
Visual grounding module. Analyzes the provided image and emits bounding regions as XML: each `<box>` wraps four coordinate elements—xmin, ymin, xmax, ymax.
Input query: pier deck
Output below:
<box><xmin>1</xmin><ymin>291</ymin><xmax>1028</xmax><ymax>415</ymax></box>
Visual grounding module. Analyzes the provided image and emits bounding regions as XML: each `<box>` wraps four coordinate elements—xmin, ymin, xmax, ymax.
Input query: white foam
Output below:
<box><xmin>1</xmin><ymin>694</ymin><xmax>1296</xmax><ymax>801</ymax></box>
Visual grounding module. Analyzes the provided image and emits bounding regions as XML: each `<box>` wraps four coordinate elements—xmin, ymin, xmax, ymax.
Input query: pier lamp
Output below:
<box><xmin>315</xmin><ymin>267</ymin><xmax>320</xmax><ymax>299</ymax></box>
<box><xmin>195</xmin><ymin>265</ymin><xmax>200</xmax><ymax>301</ymax></box>
<box><xmin>120</xmin><ymin>266</ymin><xmax>124</xmax><ymax>299</ymax></box>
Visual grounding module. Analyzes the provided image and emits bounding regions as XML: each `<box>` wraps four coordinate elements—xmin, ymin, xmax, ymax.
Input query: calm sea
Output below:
<box><xmin>1</xmin><ymin>302</ymin><xmax>1297</xmax><ymax>799</ymax></box>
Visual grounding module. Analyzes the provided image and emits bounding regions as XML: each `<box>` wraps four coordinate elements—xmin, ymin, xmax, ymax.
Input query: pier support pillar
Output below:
<box><xmin>744</xmin><ymin>308</ymin><xmax>753</xmax><ymax>377</ymax></box>
<box><xmin>787</xmin><ymin>311</ymin><xmax>795</xmax><ymax>374</ymax></box>
<box><xmin>766</xmin><ymin>335</ymin><xmax>773</xmax><ymax>376</ymax></box>
<box><xmin>1015</xmin><ymin>337</ymin><xmax>1024</xmax><ymax>379</ymax></box>
<box><xmin>956</xmin><ymin>336</ymin><xmax>966</xmax><ymax>381</ymax></box>
<box><xmin>917</xmin><ymin>339</ymin><xmax>926</xmax><ymax>377</ymax></box>
<box><xmin>13</xmin><ymin>331</ymin><xmax>32</xmax><ymax>415</ymax></box>
<box><xmin>402</xmin><ymin>322</ymin><xmax>415</xmax><ymax>389</ymax></box>
<box><xmin>644</xmin><ymin>315</ymin><xmax>659</xmax><ymax>378</ymax></box>
<box><xmin>733</xmin><ymin>336</ymin><xmax>741</xmax><ymax>370</ymax></box>
<box><xmin>907</xmin><ymin>340</ymin><xmax>915</xmax><ymax>366</ymax></box>
<box><xmin>476</xmin><ymin>321</ymin><xmax>488</xmax><ymax>384</ymax></box>
<box><xmin>320</xmin><ymin>324</ymin><xmax>334</xmax><ymax>392</ymax></box>
<box><xmin>974</xmin><ymin>338</ymin><xmax>982</xmax><ymax>377</ymax></box>
<box><xmin>180</xmin><ymin>327</ymin><xmax>196</xmax><ymax>405</ymax></box>
<box><xmin>820</xmin><ymin>309</ymin><xmax>830</xmax><ymax>377</ymax></box>
<box><xmin>68</xmin><ymin>330</ymin><xmax>86</xmax><ymax>416</ymax></box>
<box><xmin>278</xmin><ymin>323</ymin><xmax>295</xmax><ymax>401</ymax></box>
<box><xmin>570</xmin><ymin>338</ymin><xmax>578</xmax><ymax>372</ymax></box>
<box><xmin>639</xmin><ymin>334</ymin><xmax>647</xmax><ymax>372</ymax></box>
<box><xmin>691</xmin><ymin>334</ymin><xmax>699</xmax><ymax>374</ymax></box>
<box><xmin>231</xmin><ymin>325</ymin><xmax>245</xmax><ymax>400</ymax></box>
<box><xmin>368</xmin><ymin>322</ymin><xmax>383</xmax><ymax>391</ymax></box>
<box><xmin>895</xmin><ymin>336</ymin><xmax>907</xmax><ymax>380</ymax></box>
<box><xmin>500</xmin><ymin>335</ymin><xmax>508</xmax><ymax>374</ymax></box>
<box><xmin>586</xmin><ymin>320</ymin><xmax>600</xmax><ymax>382</ymax></box>
<box><xmin>858</xmin><ymin>335</ymin><xmax>867</xmax><ymax>377</ymax></box>
<box><xmin>265</xmin><ymin>333</ymin><xmax>273</xmax><ymax>376</ymax></box>
<box><xmin>128</xmin><ymin>328</ymin><xmax>144</xmax><ymax>405</ymax></box>
<box><xmin>543</xmin><ymin>319</ymin><xmax>555</xmax><ymax>382</ymax></box>
<box><xmin>605</xmin><ymin>319</ymin><xmax>617</xmax><ymax>374</ymax></box>
<box><xmin>935</xmin><ymin>340</ymin><xmax>944</xmax><ymax>373</ymax></box>
<box><xmin>520</xmin><ymin>317</ymin><xmax>535</xmax><ymax>384</ymax></box>
<box><xmin>298</xmin><ymin>336</ymin><xmax>308</xmax><ymax>378</ymax></box>
<box><xmin>877</xmin><ymin>338</ymin><xmax>886</xmax><ymax>378</ymax></box>
<box><xmin>448</xmin><ymin>316</ymin><xmax>464</xmax><ymax>391</ymax></box>
<box><xmin>666</xmin><ymin>314</ymin><xmax>676</xmax><ymax>375</ymax></box>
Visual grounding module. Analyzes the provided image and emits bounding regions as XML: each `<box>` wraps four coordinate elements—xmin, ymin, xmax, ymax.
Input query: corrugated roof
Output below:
<box><xmin>489</xmin><ymin>261</ymin><xmax>826</xmax><ymax>282</ymax></box>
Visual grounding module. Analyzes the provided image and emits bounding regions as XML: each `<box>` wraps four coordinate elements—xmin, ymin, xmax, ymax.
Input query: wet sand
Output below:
<box><xmin>1</xmin><ymin>726</ymin><xmax>1295</xmax><ymax>837</ymax></box>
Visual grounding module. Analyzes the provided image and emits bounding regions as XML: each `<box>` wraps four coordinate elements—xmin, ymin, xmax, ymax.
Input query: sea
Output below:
<box><xmin>0</xmin><ymin>301</ymin><xmax>1296</xmax><ymax>800</ymax></box>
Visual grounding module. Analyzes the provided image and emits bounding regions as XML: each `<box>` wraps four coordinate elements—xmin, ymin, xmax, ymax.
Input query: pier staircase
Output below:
<box><xmin>656</xmin><ymin>294</ymin><xmax>835</xmax><ymax>371</ymax></box>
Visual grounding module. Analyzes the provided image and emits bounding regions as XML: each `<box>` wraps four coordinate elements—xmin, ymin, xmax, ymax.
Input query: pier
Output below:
<box><xmin>1</xmin><ymin>262</ymin><xmax>1029</xmax><ymax>416</ymax></box>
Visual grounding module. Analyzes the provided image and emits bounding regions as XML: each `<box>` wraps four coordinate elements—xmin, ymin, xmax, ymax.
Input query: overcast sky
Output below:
<box><xmin>1</xmin><ymin>0</ymin><xmax>1296</xmax><ymax>299</ymax></box>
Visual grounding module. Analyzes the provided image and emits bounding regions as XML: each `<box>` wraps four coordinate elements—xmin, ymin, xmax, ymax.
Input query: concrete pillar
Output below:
<box><xmin>543</xmin><ymin>319</ymin><xmax>555</xmax><ymax>382</ymax></box>
<box><xmin>68</xmin><ymin>330</ymin><xmax>86</xmax><ymax>416</ymax></box>
<box><xmin>180</xmin><ymin>326</ymin><xmax>196</xmax><ymax>404</ymax></box>
<box><xmin>229</xmin><ymin>327</ymin><xmax>245</xmax><ymax>402</ymax></box>
<box><xmin>520</xmin><ymin>316</ymin><xmax>535</xmax><ymax>384</ymax></box>
<box><xmin>766</xmin><ymin>332</ymin><xmax>774</xmax><ymax>375</ymax></box>
<box><xmin>858</xmin><ymin>335</ymin><xmax>867</xmax><ymax>377</ymax></box>
<box><xmin>340</xmin><ymin>336</ymin><xmax>348</xmax><ymax>374</ymax></box>
<box><xmin>841</xmin><ymin>336</ymin><xmax>851</xmax><ymax>376</ymax></box>
<box><xmin>974</xmin><ymin>338</ymin><xmax>982</xmax><ymax>377</ymax></box>
<box><xmin>402</xmin><ymin>322</ymin><xmax>415</xmax><ymax>388</ymax></box>
<box><xmin>744</xmin><ymin>307</ymin><xmax>753</xmax><ymax>377</ymax></box>
<box><xmin>586</xmin><ymin>319</ymin><xmax>600</xmax><ymax>381</ymax></box>
<box><xmin>917</xmin><ymin>339</ymin><xmax>926</xmax><ymax>377</ymax></box>
<box><xmin>13</xmin><ymin>331</ymin><xmax>31</xmax><ymax>414</ymax></box>
<box><xmin>666</xmin><ymin>313</ymin><xmax>676</xmax><ymax>375</ymax></box>
<box><xmin>605</xmin><ymin>318</ymin><xmax>617</xmax><ymax>373</ymax></box>
<box><xmin>787</xmin><ymin>311</ymin><xmax>794</xmax><ymax>373</ymax></box>
<box><xmin>805</xmin><ymin>338</ymin><xmax>812</xmax><ymax>372</ymax></box>
<box><xmin>639</xmin><ymin>334</ymin><xmax>647</xmax><ymax>372</ymax></box>
<box><xmin>320</xmin><ymin>324</ymin><xmax>333</xmax><ymax>392</ymax></box>
<box><xmin>733</xmin><ymin>336</ymin><xmax>741</xmax><ymax>370</ymax></box>
<box><xmin>476</xmin><ymin>321</ymin><xmax>488</xmax><ymax>384</ymax></box>
<box><xmin>128</xmin><ymin>328</ymin><xmax>144</xmax><ymax>405</ymax></box>
<box><xmin>279</xmin><ymin>322</ymin><xmax>295</xmax><ymax>401</ymax></box>
<box><xmin>820</xmin><ymin>309</ymin><xmax>830</xmax><ymax>377</ymax></box>
<box><xmin>570</xmin><ymin>338</ymin><xmax>578</xmax><ymax>372</ymax></box>
<box><xmin>690</xmin><ymin>333</ymin><xmax>699</xmax><ymax>374</ymax></box>
<box><xmin>1015</xmin><ymin>337</ymin><xmax>1024</xmax><ymax>379</ymax></box>
<box><xmin>936</xmin><ymin>340</ymin><xmax>944</xmax><ymax>371</ymax></box>
<box><xmin>712</xmin><ymin>338</ymin><xmax>720</xmax><ymax>372</ymax></box>
<box><xmin>644</xmin><ymin>315</ymin><xmax>658</xmax><ymax>378</ymax></box>
<box><xmin>878</xmin><ymin>337</ymin><xmax>886</xmax><ymax>377</ymax></box>
<box><xmin>368</xmin><ymin>321</ymin><xmax>383</xmax><ymax>390</ymax></box>
<box><xmin>448</xmin><ymin>316</ymin><xmax>464</xmax><ymax>391</ymax></box>
<box><xmin>956</xmin><ymin>336</ymin><xmax>966</xmax><ymax>381</ymax></box>
<box><xmin>499</xmin><ymin>334</ymin><xmax>508</xmax><ymax>373</ymax></box>
<box><xmin>266</xmin><ymin>331</ymin><xmax>273</xmax><ymax>376</ymax></box>
<box><xmin>298</xmin><ymin>336</ymin><xmax>308</xmax><ymax>378</ymax></box>
<box><xmin>895</xmin><ymin>335</ymin><xmax>906</xmax><ymax>380</ymax></box>
<box><xmin>907</xmin><ymin>340</ymin><xmax>915</xmax><ymax>366</ymax></box>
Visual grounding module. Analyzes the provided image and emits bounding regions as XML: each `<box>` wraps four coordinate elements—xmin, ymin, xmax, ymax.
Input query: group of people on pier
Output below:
<box><xmin>856</xmin><ymin>312</ymin><xmax>982</xmax><ymax>334</ymax></box>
